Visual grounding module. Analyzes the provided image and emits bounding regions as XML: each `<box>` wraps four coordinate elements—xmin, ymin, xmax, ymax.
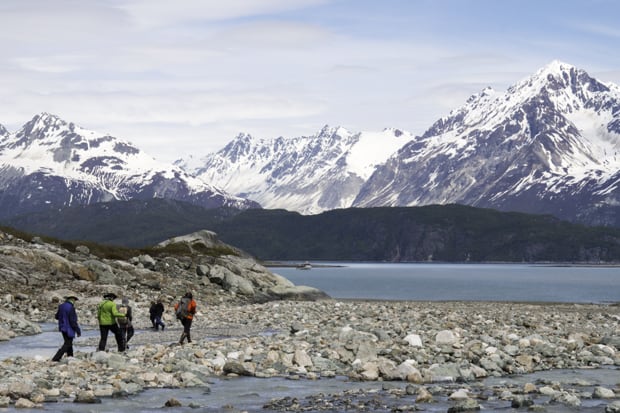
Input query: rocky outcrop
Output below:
<box><xmin>155</xmin><ymin>230</ymin><xmax>329</xmax><ymax>302</ymax></box>
<box><xmin>0</xmin><ymin>229</ymin><xmax>328</xmax><ymax>340</ymax></box>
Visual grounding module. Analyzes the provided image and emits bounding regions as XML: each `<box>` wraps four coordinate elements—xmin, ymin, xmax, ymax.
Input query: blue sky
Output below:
<box><xmin>1</xmin><ymin>0</ymin><xmax>619</xmax><ymax>162</ymax></box>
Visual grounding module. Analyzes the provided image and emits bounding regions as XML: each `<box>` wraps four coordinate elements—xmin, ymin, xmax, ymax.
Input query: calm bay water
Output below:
<box><xmin>274</xmin><ymin>262</ymin><xmax>620</xmax><ymax>304</ymax></box>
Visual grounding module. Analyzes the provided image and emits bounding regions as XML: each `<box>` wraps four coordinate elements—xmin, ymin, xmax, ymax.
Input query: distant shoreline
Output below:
<box><xmin>264</xmin><ymin>260</ymin><xmax>620</xmax><ymax>268</ymax></box>
<box><xmin>263</xmin><ymin>261</ymin><xmax>344</xmax><ymax>268</ymax></box>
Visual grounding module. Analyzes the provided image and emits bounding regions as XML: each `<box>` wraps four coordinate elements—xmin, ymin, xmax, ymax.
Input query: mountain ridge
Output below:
<box><xmin>2</xmin><ymin>60</ymin><xmax>620</xmax><ymax>228</ymax></box>
<box><xmin>176</xmin><ymin>125</ymin><xmax>411</xmax><ymax>214</ymax></box>
<box><xmin>353</xmin><ymin>60</ymin><xmax>620</xmax><ymax>226</ymax></box>
<box><xmin>176</xmin><ymin>60</ymin><xmax>620</xmax><ymax>226</ymax></box>
<box><xmin>0</xmin><ymin>113</ymin><xmax>259</xmax><ymax>219</ymax></box>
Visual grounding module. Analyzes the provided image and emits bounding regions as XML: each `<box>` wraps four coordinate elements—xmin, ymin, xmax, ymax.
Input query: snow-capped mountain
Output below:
<box><xmin>0</xmin><ymin>113</ymin><xmax>259</xmax><ymax>220</ymax></box>
<box><xmin>178</xmin><ymin>60</ymin><xmax>620</xmax><ymax>226</ymax></box>
<box><xmin>353</xmin><ymin>60</ymin><xmax>620</xmax><ymax>225</ymax></box>
<box><xmin>4</xmin><ymin>61</ymin><xmax>619</xmax><ymax>228</ymax></box>
<box><xmin>177</xmin><ymin>126</ymin><xmax>411</xmax><ymax>214</ymax></box>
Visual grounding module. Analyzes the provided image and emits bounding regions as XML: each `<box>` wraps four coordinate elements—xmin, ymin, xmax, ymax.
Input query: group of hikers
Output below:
<box><xmin>51</xmin><ymin>291</ymin><xmax>197</xmax><ymax>362</ymax></box>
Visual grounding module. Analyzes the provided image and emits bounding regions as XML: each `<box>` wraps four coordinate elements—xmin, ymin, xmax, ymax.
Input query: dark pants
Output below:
<box><xmin>119</xmin><ymin>324</ymin><xmax>134</xmax><ymax>348</ymax></box>
<box><xmin>52</xmin><ymin>332</ymin><xmax>74</xmax><ymax>361</ymax></box>
<box><xmin>98</xmin><ymin>324</ymin><xmax>124</xmax><ymax>351</ymax></box>
<box><xmin>180</xmin><ymin>317</ymin><xmax>193</xmax><ymax>343</ymax></box>
<box><xmin>181</xmin><ymin>317</ymin><xmax>192</xmax><ymax>334</ymax></box>
<box><xmin>154</xmin><ymin>315</ymin><xmax>165</xmax><ymax>330</ymax></box>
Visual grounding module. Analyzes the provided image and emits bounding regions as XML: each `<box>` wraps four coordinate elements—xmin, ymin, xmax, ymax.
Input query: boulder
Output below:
<box><xmin>594</xmin><ymin>386</ymin><xmax>616</xmax><ymax>399</ymax></box>
<box><xmin>404</xmin><ymin>333</ymin><xmax>423</xmax><ymax>347</ymax></box>
<box><xmin>436</xmin><ymin>330</ymin><xmax>458</xmax><ymax>346</ymax></box>
<box><xmin>223</xmin><ymin>360</ymin><xmax>255</xmax><ymax>376</ymax></box>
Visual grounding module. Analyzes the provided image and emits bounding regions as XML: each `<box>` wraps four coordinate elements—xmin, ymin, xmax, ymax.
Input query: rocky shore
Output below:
<box><xmin>0</xmin><ymin>229</ymin><xmax>619</xmax><ymax>411</ymax></box>
<box><xmin>0</xmin><ymin>300</ymin><xmax>618</xmax><ymax>411</ymax></box>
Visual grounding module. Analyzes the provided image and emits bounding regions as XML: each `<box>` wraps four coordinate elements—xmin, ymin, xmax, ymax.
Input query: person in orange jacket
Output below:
<box><xmin>174</xmin><ymin>291</ymin><xmax>197</xmax><ymax>344</ymax></box>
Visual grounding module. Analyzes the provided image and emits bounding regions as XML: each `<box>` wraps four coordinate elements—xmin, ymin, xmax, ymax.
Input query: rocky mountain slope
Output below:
<box><xmin>354</xmin><ymin>61</ymin><xmax>620</xmax><ymax>226</ymax></box>
<box><xmin>0</xmin><ymin>113</ymin><xmax>259</xmax><ymax>220</ymax></box>
<box><xmin>178</xmin><ymin>61</ymin><xmax>620</xmax><ymax>227</ymax></box>
<box><xmin>176</xmin><ymin>126</ymin><xmax>410</xmax><ymax>215</ymax></box>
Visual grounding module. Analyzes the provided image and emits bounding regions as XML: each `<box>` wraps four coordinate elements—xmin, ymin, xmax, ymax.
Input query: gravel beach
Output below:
<box><xmin>1</xmin><ymin>299</ymin><xmax>618</xmax><ymax>411</ymax></box>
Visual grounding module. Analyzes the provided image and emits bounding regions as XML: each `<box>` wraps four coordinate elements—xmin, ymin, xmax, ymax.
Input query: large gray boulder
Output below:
<box><xmin>158</xmin><ymin>230</ymin><xmax>329</xmax><ymax>302</ymax></box>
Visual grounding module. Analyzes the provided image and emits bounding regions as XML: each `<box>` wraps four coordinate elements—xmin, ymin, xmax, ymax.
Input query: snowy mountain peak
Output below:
<box><xmin>6</xmin><ymin>112</ymin><xmax>150</xmax><ymax>171</ymax></box>
<box><xmin>16</xmin><ymin>112</ymin><xmax>74</xmax><ymax>145</ymax></box>
<box><xmin>317</xmin><ymin>124</ymin><xmax>350</xmax><ymax>139</ymax></box>
<box><xmin>537</xmin><ymin>59</ymin><xmax>577</xmax><ymax>76</ymax></box>
<box><xmin>0</xmin><ymin>114</ymin><xmax>259</xmax><ymax>219</ymax></box>
<box><xmin>465</xmin><ymin>86</ymin><xmax>497</xmax><ymax>105</ymax></box>
<box><xmin>512</xmin><ymin>60</ymin><xmax>609</xmax><ymax>99</ymax></box>
<box><xmin>28</xmin><ymin>112</ymin><xmax>67</xmax><ymax>130</ymax></box>
<box><xmin>233</xmin><ymin>132</ymin><xmax>253</xmax><ymax>141</ymax></box>
<box><xmin>220</xmin><ymin>132</ymin><xmax>256</xmax><ymax>163</ymax></box>
<box><xmin>352</xmin><ymin>61</ymin><xmax>620</xmax><ymax>227</ymax></box>
<box><xmin>182</xmin><ymin>124</ymin><xmax>409</xmax><ymax>214</ymax></box>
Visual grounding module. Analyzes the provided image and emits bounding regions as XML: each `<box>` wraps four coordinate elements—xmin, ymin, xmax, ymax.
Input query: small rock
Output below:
<box><xmin>164</xmin><ymin>398</ymin><xmax>182</xmax><ymax>407</ymax></box>
<box><xmin>15</xmin><ymin>398</ymin><xmax>36</xmax><ymax>409</ymax></box>
<box><xmin>606</xmin><ymin>401</ymin><xmax>620</xmax><ymax>413</ymax></box>
<box><xmin>447</xmin><ymin>397</ymin><xmax>480</xmax><ymax>412</ymax></box>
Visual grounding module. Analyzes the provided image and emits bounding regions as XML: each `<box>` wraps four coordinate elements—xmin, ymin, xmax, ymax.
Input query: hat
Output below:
<box><xmin>65</xmin><ymin>295</ymin><xmax>79</xmax><ymax>301</ymax></box>
<box><xmin>104</xmin><ymin>293</ymin><xmax>117</xmax><ymax>299</ymax></box>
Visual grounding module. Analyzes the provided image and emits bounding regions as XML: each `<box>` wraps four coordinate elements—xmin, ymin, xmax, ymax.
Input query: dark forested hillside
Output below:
<box><xmin>4</xmin><ymin>200</ymin><xmax>620</xmax><ymax>262</ymax></box>
<box><xmin>4</xmin><ymin>199</ymin><xmax>240</xmax><ymax>248</ymax></box>
<box><xmin>209</xmin><ymin>205</ymin><xmax>620</xmax><ymax>262</ymax></box>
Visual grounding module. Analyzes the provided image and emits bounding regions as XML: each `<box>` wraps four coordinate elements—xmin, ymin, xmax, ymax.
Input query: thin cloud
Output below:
<box><xmin>0</xmin><ymin>0</ymin><xmax>618</xmax><ymax>162</ymax></box>
<box><xmin>116</xmin><ymin>0</ymin><xmax>331</xmax><ymax>28</ymax></box>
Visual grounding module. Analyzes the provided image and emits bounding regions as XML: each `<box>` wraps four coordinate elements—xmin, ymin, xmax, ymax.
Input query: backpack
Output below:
<box><xmin>176</xmin><ymin>297</ymin><xmax>190</xmax><ymax>320</ymax></box>
<box><xmin>117</xmin><ymin>304</ymin><xmax>129</xmax><ymax>325</ymax></box>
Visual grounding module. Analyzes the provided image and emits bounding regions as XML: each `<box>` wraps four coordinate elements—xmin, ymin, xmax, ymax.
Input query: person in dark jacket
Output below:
<box><xmin>152</xmin><ymin>297</ymin><xmax>165</xmax><ymax>331</ymax></box>
<box><xmin>149</xmin><ymin>301</ymin><xmax>157</xmax><ymax>329</ymax></box>
<box><xmin>52</xmin><ymin>294</ymin><xmax>81</xmax><ymax>361</ymax></box>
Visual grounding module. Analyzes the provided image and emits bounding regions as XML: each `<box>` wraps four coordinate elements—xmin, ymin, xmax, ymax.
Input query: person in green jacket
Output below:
<box><xmin>97</xmin><ymin>292</ymin><xmax>125</xmax><ymax>352</ymax></box>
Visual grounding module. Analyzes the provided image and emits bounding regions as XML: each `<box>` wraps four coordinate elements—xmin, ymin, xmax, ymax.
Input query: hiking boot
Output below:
<box><xmin>161</xmin><ymin>325</ymin><xmax>165</xmax><ymax>331</ymax></box>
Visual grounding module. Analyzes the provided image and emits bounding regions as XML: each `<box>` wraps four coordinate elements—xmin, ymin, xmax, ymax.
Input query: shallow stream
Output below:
<box><xmin>1</xmin><ymin>327</ymin><xmax>618</xmax><ymax>412</ymax></box>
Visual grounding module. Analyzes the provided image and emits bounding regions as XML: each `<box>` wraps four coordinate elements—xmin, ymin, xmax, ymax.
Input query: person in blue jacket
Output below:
<box><xmin>51</xmin><ymin>294</ymin><xmax>81</xmax><ymax>362</ymax></box>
